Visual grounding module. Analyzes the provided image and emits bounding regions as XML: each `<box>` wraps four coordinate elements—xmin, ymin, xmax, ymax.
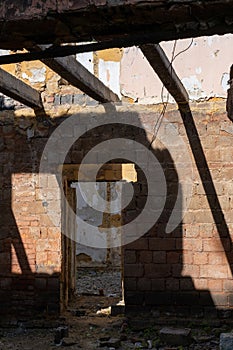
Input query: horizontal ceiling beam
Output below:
<box><xmin>40</xmin><ymin>54</ymin><xmax>120</xmax><ymax>103</ymax></box>
<box><xmin>140</xmin><ymin>44</ymin><xmax>189</xmax><ymax>108</ymax></box>
<box><xmin>0</xmin><ymin>67</ymin><xmax>43</xmax><ymax>109</ymax></box>
<box><xmin>0</xmin><ymin>1</ymin><xmax>233</xmax><ymax>50</ymax></box>
<box><xmin>0</xmin><ymin>38</ymin><xmax>147</xmax><ymax>65</ymax></box>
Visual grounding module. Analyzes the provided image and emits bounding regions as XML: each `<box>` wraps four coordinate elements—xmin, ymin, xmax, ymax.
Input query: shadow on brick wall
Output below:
<box><xmin>0</xmin><ymin>106</ymin><xmax>232</xmax><ymax>320</ymax></box>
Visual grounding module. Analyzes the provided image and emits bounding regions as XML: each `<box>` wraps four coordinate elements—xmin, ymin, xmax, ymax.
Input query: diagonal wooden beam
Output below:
<box><xmin>140</xmin><ymin>44</ymin><xmax>189</xmax><ymax>109</ymax></box>
<box><xmin>0</xmin><ymin>67</ymin><xmax>43</xmax><ymax>109</ymax></box>
<box><xmin>40</xmin><ymin>55</ymin><xmax>120</xmax><ymax>103</ymax></box>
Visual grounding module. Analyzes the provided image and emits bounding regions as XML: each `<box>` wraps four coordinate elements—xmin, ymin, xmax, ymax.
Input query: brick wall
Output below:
<box><xmin>0</xmin><ymin>101</ymin><xmax>233</xmax><ymax>319</ymax></box>
<box><xmin>123</xmin><ymin>101</ymin><xmax>233</xmax><ymax>318</ymax></box>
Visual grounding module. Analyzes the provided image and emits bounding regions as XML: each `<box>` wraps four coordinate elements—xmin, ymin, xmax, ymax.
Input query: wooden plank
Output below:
<box><xmin>140</xmin><ymin>44</ymin><xmax>189</xmax><ymax>107</ymax></box>
<box><xmin>0</xmin><ymin>67</ymin><xmax>43</xmax><ymax>109</ymax></box>
<box><xmin>40</xmin><ymin>55</ymin><xmax>120</xmax><ymax>103</ymax></box>
<box><xmin>0</xmin><ymin>1</ymin><xmax>233</xmax><ymax>51</ymax></box>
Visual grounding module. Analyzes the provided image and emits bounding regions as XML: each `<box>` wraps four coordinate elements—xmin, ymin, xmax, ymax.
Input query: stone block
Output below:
<box><xmin>73</xmin><ymin>93</ymin><xmax>86</xmax><ymax>105</ymax></box>
<box><xmin>99</xmin><ymin>337</ymin><xmax>121</xmax><ymax>348</ymax></box>
<box><xmin>159</xmin><ymin>327</ymin><xmax>192</xmax><ymax>346</ymax></box>
<box><xmin>111</xmin><ymin>304</ymin><xmax>125</xmax><ymax>316</ymax></box>
<box><xmin>54</xmin><ymin>326</ymin><xmax>69</xmax><ymax>345</ymax></box>
<box><xmin>220</xmin><ymin>333</ymin><xmax>233</xmax><ymax>350</ymax></box>
<box><xmin>61</xmin><ymin>94</ymin><xmax>73</xmax><ymax>105</ymax></box>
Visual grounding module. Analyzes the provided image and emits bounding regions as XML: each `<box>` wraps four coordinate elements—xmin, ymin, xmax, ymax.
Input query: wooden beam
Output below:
<box><xmin>40</xmin><ymin>55</ymin><xmax>120</xmax><ymax>103</ymax></box>
<box><xmin>140</xmin><ymin>44</ymin><xmax>189</xmax><ymax>108</ymax></box>
<box><xmin>0</xmin><ymin>38</ymin><xmax>151</xmax><ymax>65</ymax></box>
<box><xmin>0</xmin><ymin>67</ymin><xmax>43</xmax><ymax>109</ymax></box>
<box><xmin>0</xmin><ymin>1</ymin><xmax>233</xmax><ymax>51</ymax></box>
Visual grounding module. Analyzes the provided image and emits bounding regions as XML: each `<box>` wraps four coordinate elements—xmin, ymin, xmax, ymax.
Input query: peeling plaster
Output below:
<box><xmin>181</xmin><ymin>75</ymin><xmax>203</xmax><ymax>100</ymax></box>
<box><xmin>76</xmin><ymin>52</ymin><xmax>94</xmax><ymax>74</ymax></box>
<box><xmin>195</xmin><ymin>67</ymin><xmax>202</xmax><ymax>75</ymax></box>
<box><xmin>120</xmin><ymin>34</ymin><xmax>233</xmax><ymax>103</ymax></box>
<box><xmin>221</xmin><ymin>72</ymin><xmax>229</xmax><ymax>92</ymax></box>
<box><xmin>22</xmin><ymin>67</ymin><xmax>46</xmax><ymax>84</ymax></box>
<box><xmin>99</xmin><ymin>59</ymin><xmax>121</xmax><ymax>97</ymax></box>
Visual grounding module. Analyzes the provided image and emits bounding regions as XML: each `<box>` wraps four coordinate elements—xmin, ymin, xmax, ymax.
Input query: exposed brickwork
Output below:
<box><xmin>1</xmin><ymin>101</ymin><xmax>233</xmax><ymax>319</ymax></box>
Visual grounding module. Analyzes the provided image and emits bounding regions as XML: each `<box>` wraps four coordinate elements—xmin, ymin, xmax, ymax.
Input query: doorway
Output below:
<box><xmin>61</xmin><ymin>163</ymin><xmax>136</xmax><ymax>315</ymax></box>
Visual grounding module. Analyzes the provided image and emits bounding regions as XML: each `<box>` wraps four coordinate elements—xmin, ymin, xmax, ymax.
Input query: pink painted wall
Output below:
<box><xmin>120</xmin><ymin>34</ymin><xmax>233</xmax><ymax>103</ymax></box>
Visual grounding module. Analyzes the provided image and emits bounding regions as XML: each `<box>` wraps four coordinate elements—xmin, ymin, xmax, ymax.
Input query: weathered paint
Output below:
<box><xmin>121</xmin><ymin>34</ymin><xmax>233</xmax><ymax>103</ymax></box>
<box><xmin>76</xmin><ymin>52</ymin><xmax>94</xmax><ymax>74</ymax></box>
<box><xmin>73</xmin><ymin>164</ymin><xmax>136</xmax><ymax>265</ymax></box>
<box><xmin>96</xmin><ymin>48</ymin><xmax>123</xmax><ymax>62</ymax></box>
<box><xmin>22</xmin><ymin>67</ymin><xmax>46</xmax><ymax>84</ymax></box>
<box><xmin>0</xmin><ymin>35</ymin><xmax>232</xmax><ymax>104</ymax></box>
<box><xmin>99</xmin><ymin>58</ymin><xmax>121</xmax><ymax>97</ymax></box>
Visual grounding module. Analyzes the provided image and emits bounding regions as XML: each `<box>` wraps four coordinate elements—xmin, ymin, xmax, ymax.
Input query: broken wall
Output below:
<box><xmin>1</xmin><ymin>101</ymin><xmax>233</xmax><ymax>318</ymax></box>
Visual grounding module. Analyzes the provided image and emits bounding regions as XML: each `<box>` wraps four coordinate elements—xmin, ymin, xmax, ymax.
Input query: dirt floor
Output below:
<box><xmin>0</xmin><ymin>297</ymin><xmax>231</xmax><ymax>349</ymax></box>
<box><xmin>0</xmin><ymin>269</ymin><xmax>232</xmax><ymax>349</ymax></box>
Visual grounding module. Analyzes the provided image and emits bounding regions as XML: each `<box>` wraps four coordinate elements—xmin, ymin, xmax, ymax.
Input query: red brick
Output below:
<box><xmin>208</xmin><ymin>279</ymin><xmax>223</xmax><ymax>292</ymax></box>
<box><xmin>126</xmin><ymin>238</ymin><xmax>148</xmax><ymax>250</ymax></box>
<box><xmin>223</xmin><ymin>280</ymin><xmax>233</xmax><ymax>292</ymax></box>
<box><xmin>200</xmin><ymin>265</ymin><xmax>228</xmax><ymax>279</ymax></box>
<box><xmin>153</xmin><ymin>251</ymin><xmax>166</xmax><ymax>263</ymax></box>
<box><xmin>124</xmin><ymin>278</ymin><xmax>137</xmax><ymax>291</ymax></box>
<box><xmin>139</xmin><ymin>250</ymin><xmax>152</xmax><ymax>263</ymax></box>
<box><xmin>180</xmin><ymin>278</ymin><xmax>194</xmax><ymax>291</ymax></box>
<box><xmin>184</xmin><ymin>238</ymin><xmax>202</xmax><ymax>252</ymax></box>
<box><xmin>124</xmin><ymin>251</ymin><xmax>136</xmax><ymax>264</ymax></box>
<box><xmin>183</xmin><ymin>224</ymin><xmax>200</xmax><ymax>238</ymax></box>
<box><xmin>149</xmin><ymin>238</ymin><xmax>176</xmax><ymax>251</ymax></box>
<box><xmin>151</xmin><ymin>279</ymin><xmax>165</xmax><ymax>291</ymax></box>
<box><xmin>194</xmin><ymin>278</ymin><xmax>208</xmax><ymax>290</ymax></box>
<box><xmin>200</xmin><ymin>224</ymin><xmax>214</xmax><ymax>238</ymax></box>
<box><xmin>145</xmin><ymin>264</ymin><xmax>171</xmax><ymax>278</ymax></box>
<box><xmin>166</xmin><ymin>278</ymin><xmax>179</xmax><ymax>291</ymax></box>
<box><xmin>183</xmin><ymin>252</ymin><xmax>193</xmax><ymax>264</ymax></box>
<box><xmin>208</xmin><ymin>252</ymin><xmax>225</xmax><ymax>265</ymax></box>
<box><xmin>203</xmin><ymin>238</ymin><xmax>223</xmax><ymax>252</ymax></box>
<box><xmin>166</xmin><ymin>252</ymin><xmax>180</xmax><ymax>264</ymax></box>
<box><xmin>124</xmin><ymin>264</ymin><xmax>144</xmax><ymax>277</ymax></box>
<box><xmin>182</xmin><ymin>264</ymin><xmax>200</xmax><ymax>278</ymax></box>
<box><xmin>193</xmin><ymin>252</ymin><xmax>208</xmax><ymax>265</ymax></box>
<box><xmin>212</xmin><ymin>293</ymin><xmax>228</xmax><ymax>307</ymax></box>
<box><xmin>137</xmin><ymin>278</ymin><xmax>151</xmax><ymax>291</ymax></box>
